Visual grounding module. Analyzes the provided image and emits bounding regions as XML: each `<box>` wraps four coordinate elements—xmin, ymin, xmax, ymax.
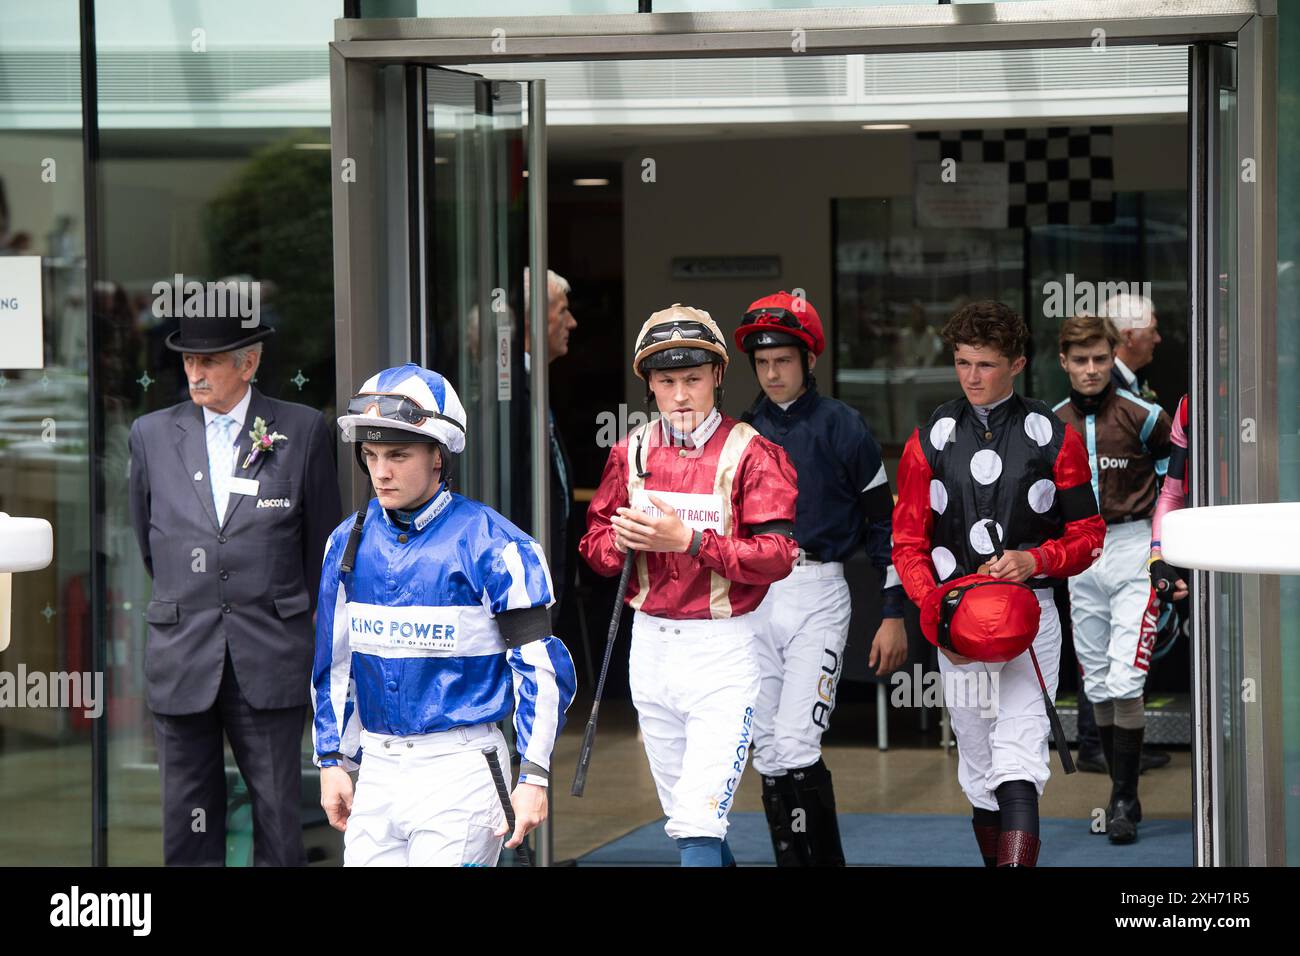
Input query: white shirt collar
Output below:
<box><xmin>1113</xmin><ymin>357</ymin><xmax>1138</xmax><ymax>389</ymax></box>
<box><xmin>203</xmin><ymin>386</ymin><xmax>253</xmax><ymax>431</ymax></box>
<box><xmin>661</xmin><ymin>406</ymin><xmax>721</xmax><ymax>449</ymax></box>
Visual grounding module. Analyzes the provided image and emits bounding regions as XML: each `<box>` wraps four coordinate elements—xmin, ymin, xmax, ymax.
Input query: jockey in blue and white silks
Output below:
<box><xmin>312</xmin><ymin>363</ymin><xmax>576</xmax><ymax>866</ymax></box>
<box><xmin>312</xmin><ymin>483</ymin><xmax>576</xmax><ymax>781</ymax></box>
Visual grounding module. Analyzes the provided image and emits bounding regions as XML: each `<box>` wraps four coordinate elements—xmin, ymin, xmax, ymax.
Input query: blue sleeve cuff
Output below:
<box><xmin>881</xmin><ymin>585</ymin><xmax>906</xmax><ymax>619</ymax></box>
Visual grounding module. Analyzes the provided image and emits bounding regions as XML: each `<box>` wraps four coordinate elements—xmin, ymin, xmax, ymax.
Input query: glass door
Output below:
<box><xmin>1190</xmin><ymin>39</ymin><xmax>1263</xmax><ymax>866</ymax></box>
<box><xmin>419</xmin><ymin>68</ymin><xmax>532</xmax><ymax>521</ymax></box>
<box><xmin>416</xmin><ymin>67</ymin><xmax>554</xmax><ymax>864</ymax></box>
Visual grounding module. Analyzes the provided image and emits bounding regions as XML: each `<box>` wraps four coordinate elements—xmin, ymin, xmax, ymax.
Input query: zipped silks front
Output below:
<box><xmin>311</xmin><ymin>485</ymin><xmax>577</xmax><ymax>781</ymax></box>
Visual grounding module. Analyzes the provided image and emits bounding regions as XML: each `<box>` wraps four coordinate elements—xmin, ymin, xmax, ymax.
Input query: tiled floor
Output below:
<box><xmin>0</xmin><ymin>698</ymin><xmax>1194</xmax><ymax>866</ymax></box>
<box><xmin>547</xmin><ymin>699</ymin><xmax>1194</xmax><ymax>863</ymax></box>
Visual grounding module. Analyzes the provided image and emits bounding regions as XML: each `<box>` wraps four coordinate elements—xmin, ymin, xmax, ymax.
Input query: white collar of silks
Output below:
<box><xmin>660</xmin><ymin>406</ymin><xmax>721</xmax><ymax>449</ymax></box>
<box><xmin>380</xmin><ymin>484</ymin><xmax>453</xmax><ymax>533</ymax></box>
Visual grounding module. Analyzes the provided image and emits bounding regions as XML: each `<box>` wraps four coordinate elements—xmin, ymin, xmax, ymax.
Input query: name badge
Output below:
<box><xmin>228</xmin><ymin>477</ymin><xmax>259</xmax><ymax>497</ymax></box>
<box><xmin>631</xmin><ymin>490</ymin><xmax>726</xmax><ymax>533</ymax></box>
<box><xmin>346</xmin><ymin>602</ymin><xmax>461</xmax><ymax>655</ymax></box>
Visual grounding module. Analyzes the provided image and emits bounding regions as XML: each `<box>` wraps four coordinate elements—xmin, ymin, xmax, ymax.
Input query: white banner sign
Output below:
<box><xmin>0</xmin><ymin>256</ymin><xmax>43</xmax><ymax>370</ymax></box>
<box><xmin>631</xmin><ymin>490</ymin><xmax>726</xmax><ymax>533</ymax></box>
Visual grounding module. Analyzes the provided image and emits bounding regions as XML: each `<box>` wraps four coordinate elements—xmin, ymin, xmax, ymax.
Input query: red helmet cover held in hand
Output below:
<box><xmin>920</xmin><ymin>574</ymin><xmax>1042</xmax><ymax>663</ymax></box>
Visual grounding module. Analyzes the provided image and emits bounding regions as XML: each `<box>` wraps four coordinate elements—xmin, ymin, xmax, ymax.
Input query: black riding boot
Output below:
<box><xmin>972</xmin><ymin>807</ymin><xmax>1000</xmax><ymax>867</ymax></box>
<box><xmin>1108</xmin><ymin>726</ymin><xmax>1144</xmax><ymax>844</ymax></box>
<box><xmin>789</xmin><ymin>758</ymin><xmax>846</xmax><ymax>867</ymax></box>
<box><xmin>1094</xmin><ymin>723</ymin><xmax>1115</xmax><ymax>834</ymax></box>
<box><xmin>995</xmin><ymin>780</ymin><xmax>1040</xmax><ymax>867</ymax></box>
<box><xmin>761</xmin><ymin>773</ymin><xmax>809</xmax><ymax>866</ymax></box>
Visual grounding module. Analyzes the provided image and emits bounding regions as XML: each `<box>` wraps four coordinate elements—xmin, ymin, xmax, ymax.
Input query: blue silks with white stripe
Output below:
<box><xmin>312</xmin><ymin>485</ymin><xmax>577</xmax><ymax>776</ymax></box>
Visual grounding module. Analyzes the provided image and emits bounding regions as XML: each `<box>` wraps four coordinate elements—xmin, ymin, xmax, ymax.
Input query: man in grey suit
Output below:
<box><xmin>128</xmin><ymin>313</ymin><xmax>342</xmax><ymax>866</ymax></box>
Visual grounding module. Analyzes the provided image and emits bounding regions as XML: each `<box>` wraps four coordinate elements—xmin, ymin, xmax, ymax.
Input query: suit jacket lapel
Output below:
<box><xmin>176</xmin><ymin>402</ymin><xmax>221</xmax><ymax>533</ymax></box>
<box><xmin>222</xmin><ymin>389</ymin><xmax>275</xmax><ymax>530</ymax></box>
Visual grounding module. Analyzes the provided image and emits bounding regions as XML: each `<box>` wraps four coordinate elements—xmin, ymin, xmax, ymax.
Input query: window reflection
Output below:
<box><xmin>0</xmin><ymin>0</ymin><xmax>93</xmax><ymax>865</ymax></box>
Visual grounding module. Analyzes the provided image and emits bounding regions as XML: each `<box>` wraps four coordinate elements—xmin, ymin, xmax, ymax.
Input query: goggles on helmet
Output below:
<box><xmin>347</xmin><ymin>392</ymin><xmax>466</xmax><ymax>434</ymax></box>
<box><xmin>741</xmin><ymin>307</ymin><xmax>807</xmax><ymax>331</ymax></box>
<box><xmin>636</xmin><ymin>320</ymin><xmax>723</xmax><ymax>352</ymax></box>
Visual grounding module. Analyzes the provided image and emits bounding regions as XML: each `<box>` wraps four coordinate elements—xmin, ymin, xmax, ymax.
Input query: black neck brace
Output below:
<box><xmin>1069</xmin><ymin>382</ymin><xmax>1112</xmax><ymax>415</ymax></box>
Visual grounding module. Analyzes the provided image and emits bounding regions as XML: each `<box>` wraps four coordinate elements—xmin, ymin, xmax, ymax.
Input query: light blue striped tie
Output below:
<box><xmin>208</xmin><ymin>414</ymin><xmax>238</xmax><ymax>523</ymax></box>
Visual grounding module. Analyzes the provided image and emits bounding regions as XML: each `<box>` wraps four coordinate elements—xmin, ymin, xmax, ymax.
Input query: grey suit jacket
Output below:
<box><xmin>128</xmin><ymin>388</ymin><xmax>342</xmax><ymax>715</ymax></box>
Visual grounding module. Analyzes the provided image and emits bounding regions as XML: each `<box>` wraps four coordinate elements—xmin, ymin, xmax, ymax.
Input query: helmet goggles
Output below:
<box><xmin>347</xmin><ymin>392</ymin><xmax>466</xmax><ymax>435</ymax></box>
<box><xmin>635</xmin><ymin>320</ymin><xmax>723</xmax><ymax>353</ymax></box>
<box><xmin>741</xmin><ymin>306</ymin><xmax>806</xmax><ymax>330</ymax></box>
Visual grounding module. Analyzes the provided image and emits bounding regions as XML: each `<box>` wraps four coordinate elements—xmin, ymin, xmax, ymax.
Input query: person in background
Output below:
<box><xmin>1053</xmin><ymin>315</ymin><xmax>1172</xmax><ymax>844</ymax></box>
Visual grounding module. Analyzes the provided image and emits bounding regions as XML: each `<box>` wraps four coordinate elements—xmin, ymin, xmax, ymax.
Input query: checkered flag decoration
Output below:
<box><xmin>915</xmin><ymin>127</ymin><xmax>1115</xmax><ymax>227</ymax></box>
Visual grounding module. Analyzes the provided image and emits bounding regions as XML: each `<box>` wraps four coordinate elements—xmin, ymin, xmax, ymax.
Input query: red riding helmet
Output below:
<box><xmin>734</xmin><ymin>291</ymin><xmax>826</xmax><ymax>357</ymax></box>
<box><xmin>920</xmin><ymin>574</ymin><xmax>1042</xmax><ymax>663</ymax></box>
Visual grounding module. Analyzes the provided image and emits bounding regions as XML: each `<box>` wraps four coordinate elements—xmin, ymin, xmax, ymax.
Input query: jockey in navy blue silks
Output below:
<box><xmin>736</xmin><ymin>291</ymin><xmax>908</xmax><ymax>867</ymax></box>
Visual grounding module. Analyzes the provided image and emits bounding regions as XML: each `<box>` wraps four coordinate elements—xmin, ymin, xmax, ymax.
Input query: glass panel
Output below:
<box><xmin>833</xmin><ymin>196</ymin><xmax>1021</xmax><ymax>453</ymax></box>
<box><xmin>423</xmin><ymin>71</ymin><xmax>531</xmax><ymax>525</ymax></box>
<box><xmin>1027</xmin><ymin>192</ymin><xmax>1189</xmax><ymax>408</ymax></box>
<box><xmin>1277</xmin><ymin>4</ymin><xmax>1300</xmax><ymax>868</ymax></box>
<box><xmin>93</xmin><ymin>0</ymin><xmax>342</xmax><ymax>865</ymax></box>
<box><xmin>0</xmin><ymin>0</ymin><xmax>93</xmax><ymax>866</ymax></box>
<box><xmin>1207</xmin><ymin>43</ymin><xmax>1248</xmax><ymax>864</ymax></box>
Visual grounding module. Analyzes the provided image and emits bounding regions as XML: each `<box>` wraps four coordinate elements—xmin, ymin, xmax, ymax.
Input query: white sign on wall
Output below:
<box><xmin>0</xmin><ymin>257</ymin><xmax>44</xmax><ymax>370</ymax></box>
<box><xmin>914</xmin><ymin>163</ymin><xmax>1009</xmax><ymax>230</ymax></box>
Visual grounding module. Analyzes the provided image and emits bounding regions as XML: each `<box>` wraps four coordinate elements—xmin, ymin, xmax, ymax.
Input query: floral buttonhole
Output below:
<box><xmin>242</xmin><ymin>416</ymin><xmax>288</xmax><ymax>470</ymax></box>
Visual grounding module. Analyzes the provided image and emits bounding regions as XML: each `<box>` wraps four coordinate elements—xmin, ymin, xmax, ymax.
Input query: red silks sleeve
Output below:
<box><xmin>891</xmin><ymin>429</ymin><xmax>939</xmax><ymax>608</ymax></box>
<box><xmin>579</xmin><ymin>443</ymin><xmax>630</xmax><ymax>578</ymax></box>
<box><xmin>1032</xmin><ymin>426</ymin><xmax>1106</xmax><ymax>579</ymax></box>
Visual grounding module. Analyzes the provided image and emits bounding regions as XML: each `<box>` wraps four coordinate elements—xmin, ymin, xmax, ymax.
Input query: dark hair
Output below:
<box><xmin>941</xmin><ymin>300</ymin><xmax>1029</xmax><ymax>360</ymax></box>
<box><xmin>1058</xmin><ymin>313</ymin><xmax>1120</xmax><ymax>355</ymax></box>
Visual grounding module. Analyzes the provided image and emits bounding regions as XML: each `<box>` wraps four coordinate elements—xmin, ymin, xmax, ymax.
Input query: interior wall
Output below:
<box><xmin>619</xmin><ymin>123</ymin><xmax>1189</xmax><ymax>417</ymax></box>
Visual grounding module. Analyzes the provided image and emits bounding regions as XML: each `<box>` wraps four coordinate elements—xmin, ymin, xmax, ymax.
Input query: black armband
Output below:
<box><xmin>496</xmin><ymin>605</ymin><xmax>552</xmax><ymax>649</ymax></box>
<box><xmin>1168</xmin><ymin>444</ymin><xmax>1188</xmax><ymax>483</ymax></box>
<box><xmin>1058</xmin><ymin>483</ymin><xmax>1100</xmax><ymax>522</ymax></box>
<box><xmin>749</xmin><ymin>519</ymin><xmax>795</xmax><ymax>539</ymax></box>
<box><xmin>860</xmin><ymin>482</ymin><xmax>895</xmax><ymax>522</ymax></box>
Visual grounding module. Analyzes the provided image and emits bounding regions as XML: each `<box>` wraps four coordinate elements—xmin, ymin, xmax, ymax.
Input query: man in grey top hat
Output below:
<box><xmin>128</xmin><ymin>311</ymin><xmax>342</xmax><ymax>865</ymax></box>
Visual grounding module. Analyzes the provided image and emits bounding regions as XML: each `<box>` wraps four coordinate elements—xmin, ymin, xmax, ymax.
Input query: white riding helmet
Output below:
<box><xmin>337</xmin><ymin>364</ymin><xmax>467</xmax><ymax>453</ymax></box>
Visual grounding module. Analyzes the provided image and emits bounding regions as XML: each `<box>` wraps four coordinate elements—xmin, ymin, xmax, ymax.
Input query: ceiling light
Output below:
<box><xmin>573</xmin><ymin>178</ymin><xmax>610</xmax><ymax>187</ymax></box>
<box><xmin>860</xmin><ymin>123</ymin><xmax>911</xmax><ymax>131</ymax></box>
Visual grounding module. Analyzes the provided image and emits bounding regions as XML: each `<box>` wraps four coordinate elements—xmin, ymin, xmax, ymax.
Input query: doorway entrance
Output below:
<box><xmin>328</xmin><ymin>1</ymin><xmax>1279</xmax><ymax>866</ymax></box>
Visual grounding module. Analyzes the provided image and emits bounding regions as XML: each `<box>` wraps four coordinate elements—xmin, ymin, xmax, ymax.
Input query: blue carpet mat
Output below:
<box><xmin>577</xmin><ymin>812</ymin><xmax>1193</xmax><ymax>866</ymax></box>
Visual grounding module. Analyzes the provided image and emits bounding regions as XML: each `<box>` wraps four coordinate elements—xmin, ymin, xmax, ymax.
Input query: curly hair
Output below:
<box><xmin>941</xmin><ymin>300</ymin><xmax>1029</xmax><ymax>360</ymax></box>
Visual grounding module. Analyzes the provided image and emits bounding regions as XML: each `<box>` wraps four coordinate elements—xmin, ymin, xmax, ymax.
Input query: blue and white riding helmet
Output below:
<box><xmin>338</xmin><ymin>364</ymin><xmax>467</xmax><ymax>476</ymax></box>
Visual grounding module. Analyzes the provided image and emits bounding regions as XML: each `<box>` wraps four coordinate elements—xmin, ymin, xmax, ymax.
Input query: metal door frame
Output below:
<box><xmin>329</xmin><ymin>0</ymin><xmax>1280</xmax><ymax>866</ymax></box>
